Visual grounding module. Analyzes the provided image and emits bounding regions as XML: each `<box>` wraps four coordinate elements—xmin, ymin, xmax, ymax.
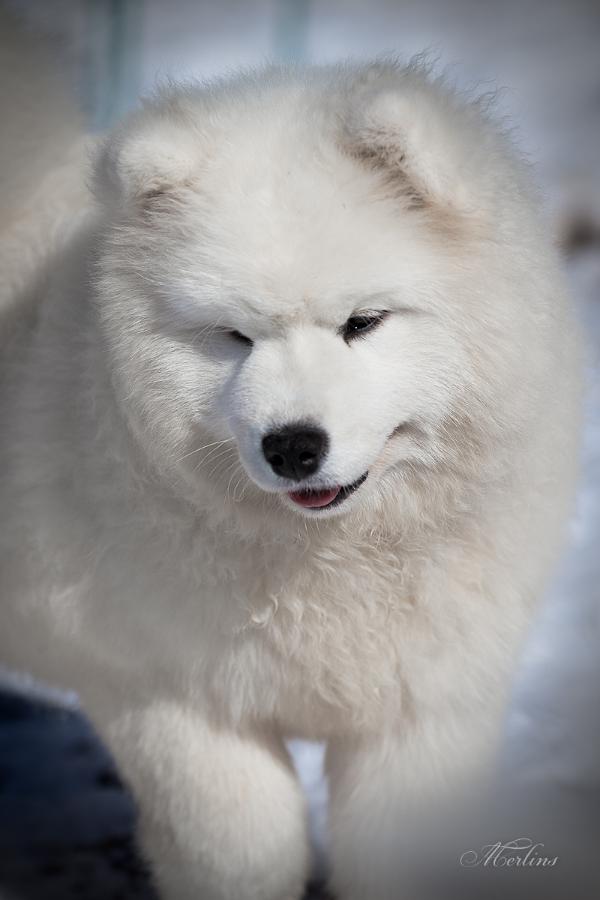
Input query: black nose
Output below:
<box><xmin>262</xmin><ymin>424</ymin><xmax>329</xmax><ymax>481</ymax></box>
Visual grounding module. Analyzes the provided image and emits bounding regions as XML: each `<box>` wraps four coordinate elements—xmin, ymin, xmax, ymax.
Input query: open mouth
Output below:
<box><xmin>287</xmin><ymin>471</ymin><xmax>368</xmax><ymax>510</ymax></box>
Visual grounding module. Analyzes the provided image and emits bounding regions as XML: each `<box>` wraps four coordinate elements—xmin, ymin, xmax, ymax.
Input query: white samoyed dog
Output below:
<box><xmin>0</xmin><ymin>15</ymin><xmax>582</xmax><ymax>900</ymax></box>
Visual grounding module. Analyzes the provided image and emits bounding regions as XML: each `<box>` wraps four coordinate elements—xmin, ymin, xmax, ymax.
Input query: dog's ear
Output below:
<box><xmin>342</xmin><ymin>62</ymin><xmax>501</xmax><ymax>220</ymax></box>
<box><xmin>94</xmin><ymin>101</ymin><xmax>203</xmax><ymax>208</ymax></box>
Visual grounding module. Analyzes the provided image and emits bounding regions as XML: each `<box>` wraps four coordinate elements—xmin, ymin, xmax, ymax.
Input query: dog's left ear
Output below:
<box><xmin>94</xmin><ymin>99</ymin><xmax>204</xmax><ymax>208</ymax></box>
<box><xmin>342</xmin><ymin>63</ymin><xmax>503</xmax><ymax>220</ymax></box>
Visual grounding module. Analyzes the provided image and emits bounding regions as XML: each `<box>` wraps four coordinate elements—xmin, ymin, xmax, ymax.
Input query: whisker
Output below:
<box><xmin>198</xmin><ymin>444</ymin><xmax>238</xmax><ymax>476</ymax></box>
<box><xmin>176</xmin><ymin>437</ymin><xmax>234</xmax><ymax>464</ymax></box>
<box><xmin>225</xmin><ymin>463</ymin><xmax>243</xmax><ymax>501</ymax></box>
<box><xmin>232</xmin><ymin>469</ymin><xmax>248</xmax><ymax>502</ymax></box>
<box><xmin>193</xmin><ymin>443</ymin><xmax>234</xmax><ymax>471</ymax></box>
<box><xmin>207</xmin><ymin>456</ymin><xmax>239</xmax><ymax>483</ymax></box>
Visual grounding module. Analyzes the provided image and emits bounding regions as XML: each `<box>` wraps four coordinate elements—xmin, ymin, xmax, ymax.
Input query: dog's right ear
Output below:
<box><xmin>94</xmin><ymin>102</ymin><xmax>204</xmax><ymax>209</ymax></box>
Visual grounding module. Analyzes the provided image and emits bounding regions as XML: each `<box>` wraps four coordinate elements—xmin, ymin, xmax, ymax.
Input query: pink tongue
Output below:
<box><xmin>288</xmin><ymin>486</ymin><xmax>341</xmax><ymax>508</ymax></box>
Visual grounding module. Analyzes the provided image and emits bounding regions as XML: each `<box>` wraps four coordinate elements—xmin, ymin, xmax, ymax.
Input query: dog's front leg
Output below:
<box><xmin>87</xmin><ymin>697</ymin><xmax>310</xmax><ymax>900</ymax></box>
<box><xmin>326</xmin><ymin>716</ymin><xmax>497</xmax><ymax>900</ymax></box>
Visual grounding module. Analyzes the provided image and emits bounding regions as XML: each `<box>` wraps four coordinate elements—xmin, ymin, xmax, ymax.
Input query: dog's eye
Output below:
<box><xmin>228</xmin><ymin>329</ymin><xmax>253</xmax><ymax>347</ymax></box>
<box><xmin>341</xmin><ymin>312</ymin><xmax>388</xmax><ymax>342</ymax></box>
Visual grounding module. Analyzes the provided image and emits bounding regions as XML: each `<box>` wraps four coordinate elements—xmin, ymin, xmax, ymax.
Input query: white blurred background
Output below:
<box><xmin>1</xmin><ymin>2</ymin><xmax>599</xmax><ymax>898</ymax></box>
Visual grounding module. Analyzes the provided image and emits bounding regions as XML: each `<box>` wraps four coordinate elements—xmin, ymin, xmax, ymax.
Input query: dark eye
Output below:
<box><xmin>228</xmin><ymin>329</ymin><xmax>253</xmax><ymax>347</ymax></box>
<box><xmin>341</xmin><ymin>312</ymin><xmax>388</xmax><ymax>342</ymax></box>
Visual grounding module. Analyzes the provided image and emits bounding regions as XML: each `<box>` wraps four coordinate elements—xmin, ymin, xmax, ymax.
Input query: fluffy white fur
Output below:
<box><xmin>0</xmin><ymin>18</ymin><xmax>582</xmax><ymax>900</ymax></box>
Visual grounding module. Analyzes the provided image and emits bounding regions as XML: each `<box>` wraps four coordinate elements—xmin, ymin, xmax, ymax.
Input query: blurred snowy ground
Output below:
<box><xmin>1</xmin><ymin>1</ymin><xmax>599</xmax><ymax>898</ymax></box>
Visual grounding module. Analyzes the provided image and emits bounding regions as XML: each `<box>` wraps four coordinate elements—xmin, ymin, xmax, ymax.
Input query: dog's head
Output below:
<box><xmin>94</xmin><ymin>63</ymin><xmax>545</xmax><ymax>522</ymax></box>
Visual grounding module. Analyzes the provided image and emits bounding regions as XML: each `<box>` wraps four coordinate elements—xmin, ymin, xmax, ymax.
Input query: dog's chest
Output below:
<box><xmin>201</xmin><ymin>540</ymin><xmax>417</xmax><ymax>735</ymax></box>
